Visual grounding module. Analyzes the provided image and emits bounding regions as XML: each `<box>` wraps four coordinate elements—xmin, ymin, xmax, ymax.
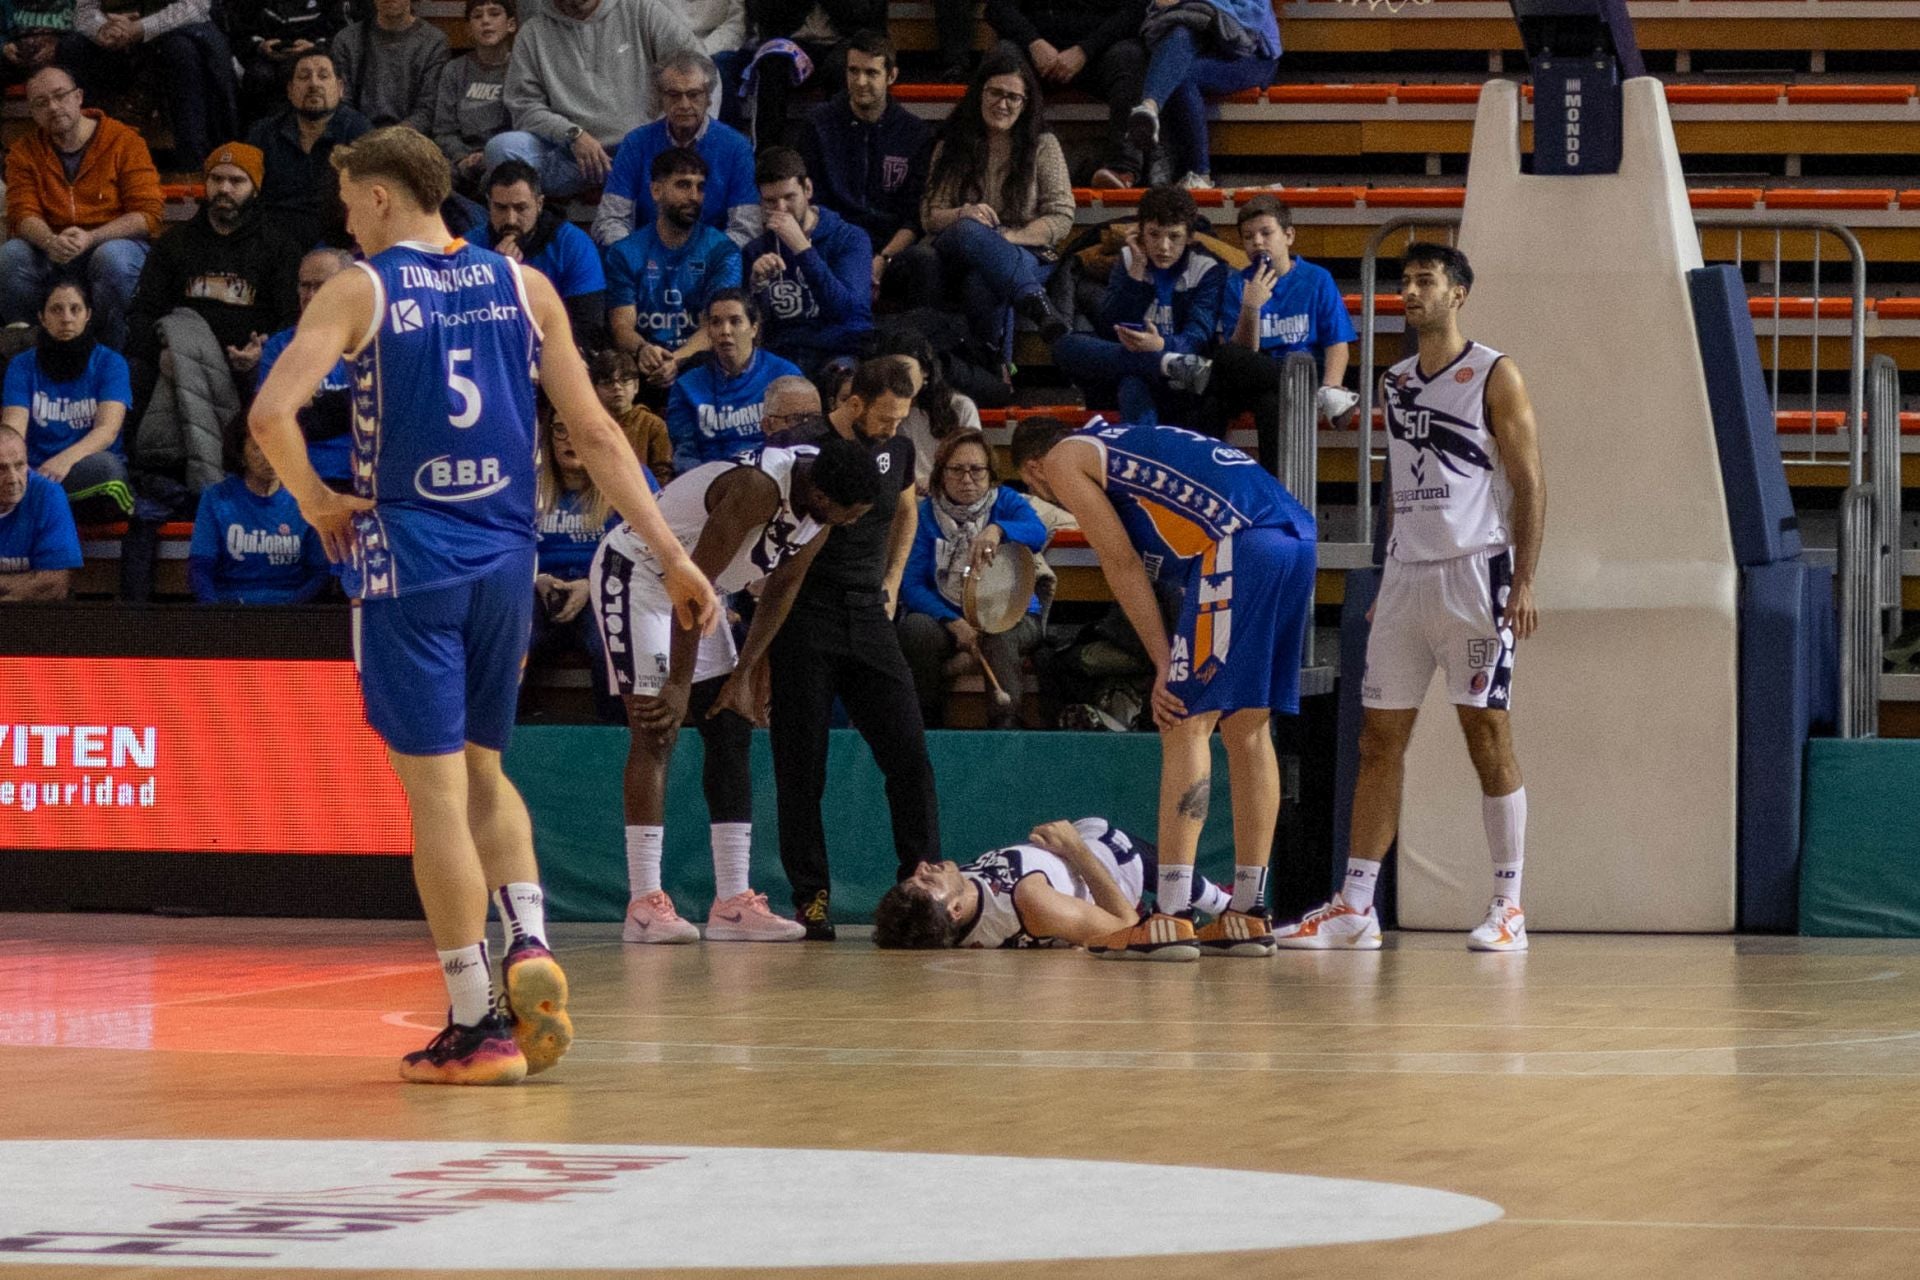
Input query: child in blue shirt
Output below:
<box><xmin>188</xmin><ymin>431</ymin><xmax>331</xmax><ymax>603</ymax></box>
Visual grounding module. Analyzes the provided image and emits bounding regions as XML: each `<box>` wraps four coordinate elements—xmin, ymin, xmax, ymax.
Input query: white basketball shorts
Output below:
<box><xmin>1361</xmin><ymin>547</ymin><xmax>1515</xmax><ymax>711</ymax></box>
<box><xmin>589</xmin><ymin>537</ymin><xmax>737</xmax><ymax>697</ymax></box>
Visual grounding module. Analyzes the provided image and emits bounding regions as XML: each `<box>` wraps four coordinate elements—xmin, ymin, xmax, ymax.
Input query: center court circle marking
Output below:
<box><xmin>0</xmin><ymin>1140</ymin><xmax>1502</xmax><ymax>1269</ymax></box>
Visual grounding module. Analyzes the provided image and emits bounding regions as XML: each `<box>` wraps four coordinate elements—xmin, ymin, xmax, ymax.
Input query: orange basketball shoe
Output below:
<box><xmin>1086</xmin><ymin>912</ymin><xmax>1199</xmax><ymax>962</ymax></box>
<box><xmin>1194</xmin><ymin>909</ymin><xmax>1276</xmax><ymax>957</ymax></box>
<box><xmin>399</xmin><ymin>1013</ymin><xmax>527</xmax><ymax>1086</ymax></box>
<box><xmin>501</xmin><ymin>938</ymin><xmax>573</xmax><ymax>1075</ymax></box>
<box><xmin>1273</xmin><ymin>896</ymin><xmax>1383</xmax><ymax>950</ymax></box>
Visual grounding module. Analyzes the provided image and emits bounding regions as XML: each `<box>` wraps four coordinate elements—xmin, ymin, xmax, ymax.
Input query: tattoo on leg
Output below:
<box><xmin>1176</xmin><ymin>778</ymin><xmax>1211</xmax><ymax>822</ymax></box>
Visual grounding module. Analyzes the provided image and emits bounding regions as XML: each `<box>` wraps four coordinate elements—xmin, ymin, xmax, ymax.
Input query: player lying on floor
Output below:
<box><xmin>871</xmin><ymin>818</ymin><xmax>1245</xmax><ymax>957</ymax></box>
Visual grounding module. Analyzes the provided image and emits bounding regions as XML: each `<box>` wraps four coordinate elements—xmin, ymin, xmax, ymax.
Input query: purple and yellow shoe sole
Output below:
<box><xmin>504</xmin><ymin>952</ymin><xmax>573</xmax><ymax>1076</ymax></box>
<box><xmin>398</xmin><ymin>1039</ymin><xmax>528</xmax><ymax>1086</ymax></box>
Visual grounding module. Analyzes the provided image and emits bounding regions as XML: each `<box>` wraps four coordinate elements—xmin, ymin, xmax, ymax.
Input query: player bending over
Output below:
<box><xmin>872</xmin><ymin>818</ymin><xmax>1240</xmax><ymax>953</ymax></box>
<box><xmin>1275</xmin><ymin>242</ymin><xmax>1545</xmax><ymax>953</ymax></box>
<box><xmin>1021</xmin><ymin>420</ymin><xmax>1318</xmax><ymax>960</ymax></box>
<box><xmin>251</xmin><ymin>127</ymin><xmax>718</xmax><ymax>1085</ymax></box>
<box><xmin>595</xmin><ymin>438</ymin><xmax>881</xmax><ymax>942</ymax></box>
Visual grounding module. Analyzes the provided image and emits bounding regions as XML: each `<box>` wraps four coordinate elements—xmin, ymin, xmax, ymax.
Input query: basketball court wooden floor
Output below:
<box><xmin>4</xmin><ymin>914</ymin><xmax>1920</xmax><ymax>1278</ymax></box>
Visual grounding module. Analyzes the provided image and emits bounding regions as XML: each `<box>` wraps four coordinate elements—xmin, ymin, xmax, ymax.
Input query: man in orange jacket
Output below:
<box><xmin>0</xmin><ymin>65</ymin><xmax>162</xmax><ymax>350</ymax></box>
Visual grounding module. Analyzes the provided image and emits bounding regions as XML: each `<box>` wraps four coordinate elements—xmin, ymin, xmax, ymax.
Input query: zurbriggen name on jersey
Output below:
<box><xmin>398</xmin><ymin>262</ymin><xmax>499</xmax><ymax>292</ymax></box>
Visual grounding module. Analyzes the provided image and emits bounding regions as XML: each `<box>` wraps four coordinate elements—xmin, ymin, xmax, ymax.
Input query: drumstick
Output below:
<box><xmin>967</xmin><ymin>637</ymin><xmax>1015</xmax><ymax>710</ymax></box>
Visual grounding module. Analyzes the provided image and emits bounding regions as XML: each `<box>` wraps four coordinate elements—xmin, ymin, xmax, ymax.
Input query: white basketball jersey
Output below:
<box><xmin>1381</xmin><ymin>341</ymin><xmax>1513</xmax><ymax>563</ymax></box>
<box><xmin>604</xmin><ymin>445</ymin><xmax>824</xmax><ymax>593</ymax></box>
<box><xmin>957</xmin><ymin>819</ymin><xmax>1148</xmax><ymax>949</ymax></box>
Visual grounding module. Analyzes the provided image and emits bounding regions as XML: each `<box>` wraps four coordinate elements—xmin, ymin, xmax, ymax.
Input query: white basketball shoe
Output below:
<box><xmin>1468</xmin><ymin>899</ymin><xmax>1528</xmax><ymax>952</ymax></box>
<box><xmin>1272</xmin><ymin>895</ymin><xmax>1384</xmax><ymax>950</ymax></box>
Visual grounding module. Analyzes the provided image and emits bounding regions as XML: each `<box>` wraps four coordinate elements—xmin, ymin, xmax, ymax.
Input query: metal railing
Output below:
<box><xmin>1276</xmin><ymin>351</ymin><xmax>1321</xmax><ymax>671</ymax></box>
<box><xmin>1868</xmin><ymin>354</ymin><xmax>1904</xmax><ymax>647</ymax></box>
<box><xmin>1840</xmin><ymin>484</ymin><xmax>1882</xmax><ymax>738</ymax></box>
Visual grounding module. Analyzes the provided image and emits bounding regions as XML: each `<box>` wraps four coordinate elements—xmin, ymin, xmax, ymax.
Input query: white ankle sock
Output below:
<box><xmin>711</xmin><ymin>822</ymin><xmax>753</xmax><ymax>900</ymax></box>
<box><xmin>1483</xmin><ymin>788</ymin><xmax>1527</xmax><ymax>905</ymax></box>
<box><xmin>493</xmin><ymin>882</ymin><xmax>546</xmax><ymax>947</ymax></box>
<box><xmin>1230</xmin><ymin>865</ymin><xmax>1269</xmax><ymax>914</ymax></box>
<box><xmin>1341</xmin><ymin>859</ymin><xmax>1382</xmax><ymax>913</ymax></box>
<box><xmin>438</xmin><ymin>942</ymin><xmax>492</xmax><ymax>1027</ymax></box>
<box><xmin>1157</xmin><ymin>864</ymin><xmax>1193</xmax><ymax>915</ymax></box>
<box><xmin>1191</xmin><ymin>876</ymin><xmax>1232</xmax><ymax>916</ymax></box>
<box><xmin>625</xmin><ymin>825</ymin><xmax>664</xmax><ymax>897</ymax></box>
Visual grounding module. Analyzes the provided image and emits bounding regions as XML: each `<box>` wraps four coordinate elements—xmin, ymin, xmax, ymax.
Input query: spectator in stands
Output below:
<box><xmin>257</xmin><ymin>246</ymin><xmax>355</xmax><ymax>491</ymax></box>
<box><xmin>1</xmin><ymin>0</ymin><xmax>80</xmax><ymax>85</ymax></box>
<box><xmin>232</xmin><ymin>0</ymin><xmax>350</xmax><ymax>124</ymax></box>
<box><xmin>125</xmin><ymin>143</ymin><xmax>300</xmax><ymax>420</ymax></box>
<box><xmin>793</xmin><ymin>29</ymin><xmax>930</xmax><ymax>298</ymax></box>
<box><xmin>743</xmin><ymin>146</ymin><xmax>871</xmax><ymax>375</ymax></box>
<box><xmin>898</xmin><ymin>428</ymin><xmax>1046</xmax><ymax>728</ymax></box>
<box><xmin>187</xmin><ymin>427</ymin><xmax>329</xmax><ymax>603</ymax></box>
<box><xmin>0</xmin><ymin>66</ymin><xmax>159</xmax><ymax>351</ymax></box>
<box><xmin>332</xmin><ymin>0</ymin><xmax>448</xmax><ymax>135</ymax></box>
<box><xmin>70</xmin><ymin>1</ymin><xmax>236</xmax><ymax>166</ymax></box>
<box><xmin>1127</xmin><ymin>0</ymin><xmax>1280</xmax><ymax>189</ymax></box>
<box><xmin>2</xmin><ymin>280</ymin><xmax>132</xmax><ymax>522</ymax></box>
<box><xmin>433</xmin><ymin>0</ymin><xmax>517</xmax><ymax>199</ymax></box>
<box><xmin>746</xmin><ymin>0</ymin><xmax>884</xmax><ymax>147</ymax></box>
<box><xmin>0</xmin><ymin>425</ymin><xmax>81</xmax><ymax>599</ymax></box>
<box><xmin>987</xmin><ymin>0</ymin><xmax>1148</xmax><ymax>188</ymax></box>
<box><xmin>473</xmin><ymin>159</ymin><xmax>606</xmax><ymax>347</ymax></box>
<box><xmin>528</xmin><ymin>396</ymin><xmax>628</xmax><ymax>715</ymax></box>
<box><xmin>590</xmin><ymin>348</ymin><xmax>673</xmax><ymax>487</ymax></box>
<box><xmin>605</xmin><ymin>147</ymin><xmax>740</xmax><ymax>391</ymax></box>
<box><xmin>592</xmin><ymin>50</ymin><xmax>757</xmax><ymax>249</ymax></box>
<box><xmin>873</xmin><ymin>326</ymin><xmax>979</xmax><ymax>492</ymax></box>
<box><xmin>247</xmin><ymin>50</ymin><xmax>371</xmax><ymax>249</ymax></box>
<box><xmin>1163</xmin><ymin>194</ymin><xmax>1356</xmax><ymax>471</ymax></box>
<box><xmin>666</xmin><ymin>288</ymin><xmax>800</xmax><ymax>472</ymax></box>
<box><xmin>486</xmin><ymin>0</ymin><xmax>702</xmax><ymax>201</ymax></box>
<box><xmin>919</xmin><ymin>47</ymin><xmax>1073</xmax><ymax>360</ymax></box>
<box><xmin>760</xmin><ymin>371</ymin><xmax>824</xmax><ymax>444</ymax></box>
<box><xmin>1052</xmin><ymin>183</ymin><xmax>1223</xmax><ymax>425</ymax></box>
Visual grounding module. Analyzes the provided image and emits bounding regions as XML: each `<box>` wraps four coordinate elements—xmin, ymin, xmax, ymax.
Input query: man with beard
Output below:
<box><xmin>606</xmin><ymin>147</ymin><xmax>741</xmax><ymax>399</ymax></box>
<box><xmin>767</xmin><ymin>355</ymin><xmax>939</xmax><ymax>940</ymax></box>
<box><xmin>590</xmin><ymin>50</ymin><xmax>757</xmax><ymax>249</ymax></box>
<box><xmin>125</xmin><ymin>143</ymin><xmax>301</xmax><ymax>419</ymax></box>
<box><xmin>247</xmin><ymin>50</ymin><xmax>371</xmax><ymax>249</ymax></box>
<box><xmin>471</xmin><ymin>159</ymin><xmax>606</xmax><ymax>348</ymax></box>
<box><xmin>742</xmin><ymin>146</ymin><xmax>871</xmax><ymax>376</ymax></box>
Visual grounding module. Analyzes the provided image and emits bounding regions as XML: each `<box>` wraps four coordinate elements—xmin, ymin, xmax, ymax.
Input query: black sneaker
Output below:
<box><xmin>399</xmin><ymin>1011</ymin><xmax>526</xmax><ymax>1086</ymax></box>
<box><xmin>1015</xmin><ymin>290</ymin><xmax>1070</xmax><ymax>344</ymax></box>
<box><xmin>799</xmin><ymin>890</ymin><xmax>836</xmax><ymax>941</ymax></box>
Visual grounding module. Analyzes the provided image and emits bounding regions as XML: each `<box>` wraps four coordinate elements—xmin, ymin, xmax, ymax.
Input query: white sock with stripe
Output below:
<box><xmin>1191</xmin><ymin>876</ymin><xmax>1232</xmax><ymax>917</ymax></box>
<box><xmin>1341</xmin><ymin>859</ymin><xmax>1382</xmax><ymax>913</ymax></box>
<box><xmin>1230</xmin><ymin>865</ymin><xmax>1269</xmax><ymax>914</ymax></box>
<box><xmin>625</xmin><ymin>825</ymin><xmax>664</xmax><ymax>897</ymax></box>
<box><xmin>493</xmin><ymin>883</ymin><xmax>547</xmax><ymax>948</ymax></box>
<box><xmin>1156</xmin><ymin>864</ymin><xmax>1193</xmax><ymax>915</ymax></box>
<box><xmin>1483</xmin><ymin>788</ymin><xmax>1526</xmax><ymax>906</ymax></box>
<box><xmin>711</xmin><ymin>823</ymin><xmax>753</xmax><ymax>900</ymax></box>
<box><xmin>438</xmin><ymin>942</ymin><xmax>492</xmax><ymax>1027</ymax></box>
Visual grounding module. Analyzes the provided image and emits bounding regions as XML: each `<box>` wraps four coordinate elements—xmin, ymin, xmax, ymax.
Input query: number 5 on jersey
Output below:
<box><xmin>448</xmin><ymin>349</ymin><xmax>482</xmax><ymax>429</ymax></box>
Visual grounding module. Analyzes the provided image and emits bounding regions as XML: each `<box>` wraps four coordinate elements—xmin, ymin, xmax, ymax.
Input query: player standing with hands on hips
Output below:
<box><xmin>250</xmin><ymin>126</ymin><xmax>718</xmax><ymax>1084</ymax></box>
<box><xmin>1275</xmin><ymin>242</ymin><xmax>1545</xmax><ymax>952</ymax></box>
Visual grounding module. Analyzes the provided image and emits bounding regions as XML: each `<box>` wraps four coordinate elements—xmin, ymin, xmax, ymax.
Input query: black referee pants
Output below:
<box><xmin>770</xmin><ymin>588</ymin><xmax>941</xmax><ymax>910</ymax></box>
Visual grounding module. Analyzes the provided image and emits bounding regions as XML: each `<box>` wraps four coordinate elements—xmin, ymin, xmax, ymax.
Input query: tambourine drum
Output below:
<box><xmin>961</xmin><ymin>543</ymin><xmax>1037</xmax><ymax>634</ymax></box>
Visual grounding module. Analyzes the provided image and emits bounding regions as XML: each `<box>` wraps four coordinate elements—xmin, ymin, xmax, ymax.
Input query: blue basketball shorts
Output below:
<box><xmin>352</xmin><ymin>547</ymin><xmax>536</xmax><ymax>756</ymax></box>
<box><xmin>1166</xmin><ymin>527</ymin><xmax>1317</xmax><ymax>718</ymax></box>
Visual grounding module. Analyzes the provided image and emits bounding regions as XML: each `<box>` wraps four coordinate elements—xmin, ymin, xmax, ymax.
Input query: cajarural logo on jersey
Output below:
<box><xmin>414</xmin><ymin>455</ymin><xmax>509</xmax><ymax>502</ymax></box>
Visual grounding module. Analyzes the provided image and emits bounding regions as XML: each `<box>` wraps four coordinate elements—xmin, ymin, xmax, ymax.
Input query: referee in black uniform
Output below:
<box><xmin>771</xmin><ymin>356</ymin><xmax>940</xmax><ymax>938</ymax></box>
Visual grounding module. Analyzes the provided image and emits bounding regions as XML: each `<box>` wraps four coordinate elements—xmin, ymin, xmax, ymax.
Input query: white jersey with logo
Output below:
<box><xmin>1381</xmin><ymin>341</ymin><xmax>1512</xmax><ymax>563</ymax></box>
<box><xmin>603</xmin><ymin>444</ymin><xmax>823</xmax><ymax>593</ymax></box>
<box><xmin>957</xmin><ymin>819</ymin><xmax>1147</xmax><ymax>950</ymax></box>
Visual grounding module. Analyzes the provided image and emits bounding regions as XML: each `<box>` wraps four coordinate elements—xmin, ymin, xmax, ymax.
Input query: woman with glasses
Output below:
<box><xmin>897</xmin><ymin>428</ymin><xmax>1048</xmax><ymax>730</ymax></box>
<box><xmin>917</xmin><ymin>45</ymin><xmax>1074</xmax><ymax>363</ymax></box>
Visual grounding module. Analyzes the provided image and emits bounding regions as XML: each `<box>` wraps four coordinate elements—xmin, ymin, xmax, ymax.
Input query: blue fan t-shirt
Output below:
<box><xmin>2</xmin><ymin>345</ymin><xmax>133</xmax><ymax>466</ymax></box>
<box><xmin>189</xmin><ymin>475</ymin><xmax>331</xmax><ymax>602</ymax></box>
<box><xmin>257</xmin><ymin>327</ymin><xmax>354</xmax><ymax>484</ymax></box>
<box><xmin>1218</xmin><ymin>256</ymin><xmax>1357</xmax><ymax>364</ymax></box>
<box><xmin>0</xmin><ymin>471</ymin><xmax>83</xmax><ymax>572</ymax></box>
<box><xmin>536</xmin><ymin>472</ymin><xmax>655</xmax><ymax>581</ymax></box>
<box><xmin>605</xmin><ymin>222</ymin><xmax>741</xmax><ymax>349</ymax></box>
<box><xmin>475</xmin><ymin>218</ymin><xmax>606</xmax><ymax>301</ymax></box>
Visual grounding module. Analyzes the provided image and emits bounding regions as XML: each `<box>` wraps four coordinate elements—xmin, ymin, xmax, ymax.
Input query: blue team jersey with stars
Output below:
<box><xmin>346</xmin><ymin>239</ymin><xmax>542</xmax><ymax>599</ymax></box>
<box><xmin>1074</xmin><ymin>423</ymin><xmax>1315</xmax><ymax>580</ymax></box>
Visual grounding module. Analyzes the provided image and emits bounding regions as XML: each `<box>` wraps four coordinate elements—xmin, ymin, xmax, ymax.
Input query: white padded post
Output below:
<box><xmin>1393</xmin><ymin>77</ymin><xmax>1738</xmax><ymax>933</ymax></box>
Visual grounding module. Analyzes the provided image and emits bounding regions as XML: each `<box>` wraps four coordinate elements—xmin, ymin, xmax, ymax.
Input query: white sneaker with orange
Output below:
<box><xmin>1468</xmin><ymin>898</ymin><xmax>1527</xmax><ymax>952</ymax></box>
<box><xmin>1272</xmin><ymin>895</ymin><xmax>1383</xmax><ymax>950</ymax></box>
<box><xmin>623</xmin><ymin>890</ymin><xmax>701</xmax><ymax>944</ymax></box>
<box><xmin>706</xmin><ymin>890</ymin><xmax>807</xmax><ymax>942</ymax></box>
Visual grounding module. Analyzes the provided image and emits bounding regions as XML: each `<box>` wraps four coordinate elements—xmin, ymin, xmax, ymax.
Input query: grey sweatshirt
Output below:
<box><xmin>504</xmin><ymin>0</ymin><xmax>703</xmax><ymax>149</ymax></box>
<box><xmin>433</xmin><ymin>52</ymin><xmax>510</xmax><ymax>163</ymax></box>
<box><xmin>333</xmin><ymin>17</ymin><xmax>450</xmax><ymax>135</ymax></box>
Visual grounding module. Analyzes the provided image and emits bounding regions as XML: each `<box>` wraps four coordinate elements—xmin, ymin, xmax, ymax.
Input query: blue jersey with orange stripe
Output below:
<box><xmin>1075</xmin><ymin>423</ymin><xmax>1315</xmax><ymax>580</ymax></box>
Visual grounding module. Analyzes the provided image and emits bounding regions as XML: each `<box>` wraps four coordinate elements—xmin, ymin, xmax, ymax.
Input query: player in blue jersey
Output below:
<box><xmin>250</xmin><ymin>127</ymin><xmax>718</xmax><ymax>1086</ymax></box>
<box><xmin>1022</xmin><ymin>419</ymin><xmax>1318</xmax><ymax>960</ymax></box>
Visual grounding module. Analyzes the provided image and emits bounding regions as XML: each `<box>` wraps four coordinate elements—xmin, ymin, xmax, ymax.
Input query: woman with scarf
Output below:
<box><xmin>897</xmin><ymin>429</ymin><xmax>1048</xmax><ymax>730</ymax></box>
<box><xmin>0</xmin><ymin>279</ymin><xmax>133</xmax><ymax>522</ymax></box>
<box><xmin>1126</xmin><ymin>0</ymin><xmax>1281</xmax><ymax>189</ymax></box>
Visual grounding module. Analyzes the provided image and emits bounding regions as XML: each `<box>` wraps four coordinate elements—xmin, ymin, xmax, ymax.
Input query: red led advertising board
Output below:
<box><xmin>0</xmin><ymin>657</ymin><xmax>412</xmax><ymax>855</ymax></box>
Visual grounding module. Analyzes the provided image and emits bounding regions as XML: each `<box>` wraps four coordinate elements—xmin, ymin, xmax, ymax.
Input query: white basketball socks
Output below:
<box><xmin>1230</xmin><ymin>865</ymin><xmax>1269</xmax><ymax>914</ymax></box>
<box><xmin>1191</xmin><ymin>877</ymin><xmax>1232</xmax><ymax>917</ymax></box>
<box><xmin>1157</xmin><ymin>864</ymin><xmax>1193</xmax><ymax>915</ymax></box>
<box><xmin>493</xmin><ymin>883</ymin><xmax>547</xmax><ymax>947</ymax></box>
<box><xmin>625</xmin><ymin>825</ymin><xmax>664</xmax><ymax>897</ymax></box>
<box><xmin>1483</xmin><ymin>788</ymin><xmax>1527</xmax><ymax>905</ymax></box>
<box><xmin>1341</xmin><ymin>859</ymin><xmax>1382</xmax><ymax>913</ymax></box>
<box><xmin>438</xmin><ymin>942</ymin><xmax>492</xmax><ymax>1027</ymax></box>
<box><xmin>711</xmin><ymin>823</ymin><xmax>753</xmax><ymax>900</ymax></box>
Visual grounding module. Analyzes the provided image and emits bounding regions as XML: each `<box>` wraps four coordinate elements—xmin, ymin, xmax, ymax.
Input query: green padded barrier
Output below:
<box><xmin>1800</xmin><ymin>739</ymin><xmax>1920</xmax><ymax>937</ymax></box>
<box><xmin>505</xmin><ymin>726</ymin><xmax>1237</xmax><ymax>923</ymax></box>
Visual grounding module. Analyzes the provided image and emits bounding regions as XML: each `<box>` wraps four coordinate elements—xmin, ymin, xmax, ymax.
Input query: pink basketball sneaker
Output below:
<box><xmin>705</xmin><ymin>890</ymin><xmax>806</xmax><ymax>942</ymax></box>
